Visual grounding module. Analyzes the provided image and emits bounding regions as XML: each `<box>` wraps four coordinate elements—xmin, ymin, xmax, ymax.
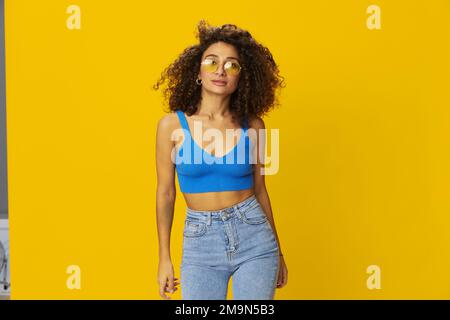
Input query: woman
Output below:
<box><xmin>154</xmin><ymin>20</ymin><xmax>287</xmax><ymax>300</ymax></box>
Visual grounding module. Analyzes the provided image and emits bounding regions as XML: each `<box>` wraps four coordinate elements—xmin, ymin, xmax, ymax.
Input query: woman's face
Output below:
<box><xmin>198</xmin><ymin>41</ymin><xmax>241</xmax><ymax>96</ymax></box>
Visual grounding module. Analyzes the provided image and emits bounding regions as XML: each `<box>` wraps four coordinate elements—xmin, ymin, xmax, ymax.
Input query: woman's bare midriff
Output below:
<box><xmin>182</xmin><ymin>188</ymin><xmax>255</xmax><ymax>211</ymax></box>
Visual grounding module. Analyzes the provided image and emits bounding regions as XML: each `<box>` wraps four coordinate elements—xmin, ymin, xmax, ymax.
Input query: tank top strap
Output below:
<box><xmin>176</xmin><ymin>110</ymin><xmax>191</xmax><ymax>135</ymax></box>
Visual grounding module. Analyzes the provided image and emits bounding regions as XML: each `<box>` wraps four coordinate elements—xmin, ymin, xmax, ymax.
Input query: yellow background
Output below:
<box><xmin>5</xmin><ymin>0</ymin><xmax>450</xmax><ymax>299</ymax></box>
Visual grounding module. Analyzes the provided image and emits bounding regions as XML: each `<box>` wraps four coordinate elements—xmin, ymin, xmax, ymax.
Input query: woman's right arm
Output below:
<box><xmin>155</xmin><ymin>114</ymin><xmax>179</xmax><ymax>299</ymax></box>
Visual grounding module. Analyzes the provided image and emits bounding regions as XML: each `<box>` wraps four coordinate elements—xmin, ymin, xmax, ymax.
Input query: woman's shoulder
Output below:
<box><xmin>247</xmin><ymin>114</ymin><xmax>265</xmax><ymax>130</ymax></box>
<box><xmin>157</xmin><ymin>111</ymin><xmax>183</xmax><ymax>134</ymax></box>
<box><xmin>158</xmin><ymin>111</ymin><xmax>180</xmax><ymax>126</ymax></box>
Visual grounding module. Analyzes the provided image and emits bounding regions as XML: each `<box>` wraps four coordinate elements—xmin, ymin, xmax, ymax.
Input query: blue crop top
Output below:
<box><xmin>174</xmin><ymin>110</ymin><xmax>254</xmax><ymax>193</ymax></box>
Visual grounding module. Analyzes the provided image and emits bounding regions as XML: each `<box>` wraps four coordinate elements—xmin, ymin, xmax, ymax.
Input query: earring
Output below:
<box><xmin>196</xmin><ymin>78</ymin><xmax>202</xmax><ymax>85</ymax></box>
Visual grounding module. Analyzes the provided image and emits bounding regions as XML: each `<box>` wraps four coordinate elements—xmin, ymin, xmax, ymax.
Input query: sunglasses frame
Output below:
<box><xmin>200</xmin><ymin>57</ymin><xmax>242</xmax><ymax>75</ymax></box>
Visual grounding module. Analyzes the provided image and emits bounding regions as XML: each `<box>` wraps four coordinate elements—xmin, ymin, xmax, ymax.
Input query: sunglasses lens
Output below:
<box><xmin>224</xmin><ymin>61</ymin><xmax>241</xmax><ymax>75</ymax></box>
<box><xmin>201</xmin><ymin>58</ymin><xmax>218</xmax><ymax>73</ymax></box>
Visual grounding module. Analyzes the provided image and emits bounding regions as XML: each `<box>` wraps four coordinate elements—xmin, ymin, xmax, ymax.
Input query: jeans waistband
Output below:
<box><xmin>185</xmin><ymin>194</ymin><xmax>257</xmax><ymax>224</ymax></box>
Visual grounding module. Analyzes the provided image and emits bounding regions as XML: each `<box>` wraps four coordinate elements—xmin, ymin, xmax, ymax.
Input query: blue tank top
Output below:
<box><xmin>175</xmin><ymin>110</ymin><xmax>254</xmax><ymax>193</ymax></box>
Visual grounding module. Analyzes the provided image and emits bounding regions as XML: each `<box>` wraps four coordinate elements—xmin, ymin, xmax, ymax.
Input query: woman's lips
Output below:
<box><xmin>211</xmin><ymin>80</ymin><xmax>227</xmax><ymax>86</ymax></box>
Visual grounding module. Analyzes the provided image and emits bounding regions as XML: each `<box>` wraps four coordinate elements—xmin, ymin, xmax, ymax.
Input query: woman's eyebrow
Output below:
<box><xmin>205</xmin><ymin>54</ymin><xmax>240</xmax><ymax>61</ymax></box>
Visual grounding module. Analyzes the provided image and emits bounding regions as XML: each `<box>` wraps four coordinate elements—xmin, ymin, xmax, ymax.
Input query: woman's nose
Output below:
<box><xmin>215</xmin><ymin>63</ymin><xmax>226</xmax><ymax>75</ymax></box>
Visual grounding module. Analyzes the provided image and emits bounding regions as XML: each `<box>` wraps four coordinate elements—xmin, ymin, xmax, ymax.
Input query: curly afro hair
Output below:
<box><xmin>153</xmin><ymin>20</ymin><xmax>285</xmax><ymax>127</ymax></box>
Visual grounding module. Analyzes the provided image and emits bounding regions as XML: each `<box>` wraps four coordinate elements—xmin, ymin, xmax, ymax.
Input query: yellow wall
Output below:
<box><xmin>5</xmin><ymin>0</ymin><xmax>450</xmax><ymax>299</ymax></box>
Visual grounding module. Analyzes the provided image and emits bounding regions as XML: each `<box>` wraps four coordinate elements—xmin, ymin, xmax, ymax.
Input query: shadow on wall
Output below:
<box><xmin>0</xmin><ymin>219</ymin><xmax>10</xmax><ymax>297</ymax></box>
<box><xmin>0</xmin><ymin>0</ymin><xmax>9</xmax><ymax>300</ymax></box>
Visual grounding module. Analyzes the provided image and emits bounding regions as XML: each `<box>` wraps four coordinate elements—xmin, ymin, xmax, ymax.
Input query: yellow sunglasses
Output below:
<box><xmin>200</xmin><ymin>57</ymin><xmax>242</xmax><ymax>76</ymax></box>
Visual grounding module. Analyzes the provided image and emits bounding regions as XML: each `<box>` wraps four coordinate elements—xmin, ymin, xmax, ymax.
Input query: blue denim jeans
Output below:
<box><xmin>180</xmin><ymin>194</ymin><xmax>280</xmax><ymax>300</ymax></box>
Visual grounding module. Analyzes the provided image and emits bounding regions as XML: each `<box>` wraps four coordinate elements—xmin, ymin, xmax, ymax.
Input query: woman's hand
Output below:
<box><xmin>157</xmin><ymin>259</ymin><xmax>179</xmax><ymax>299</ymax></box>
<box><xmin>276</xmin><ymin>255</ymin><xmax>288</xmax><ymax>288</ymax></box>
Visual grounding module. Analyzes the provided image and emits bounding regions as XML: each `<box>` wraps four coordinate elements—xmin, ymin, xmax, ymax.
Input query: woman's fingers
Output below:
<box><xmin>164</xmin><ymin>277</ymin><xmax>180</xmax><ymax>294</ymax></box>
<box><xmin>165</xmin><ymin>286</ymin><xmax>178</xmax><ymax>293</ymax></box>
<box><xmin>276</xmin><ymin>265</ymin><xmax>283</xmax><ymax>287</ymax></box>
<box><xmin>159</xmin><ymin>278</ymin><xmax>170</xmax><ymax>299</ymax></box>
<box><xmin>166</xmin><ymin>282</ymin><xmax>179</xmax><ymax>288</ymax></box>
<box><xmin>278</xmin><ymin>266</ymin><xmax>288</xmax><ymax>288</ymax></box>
<box><xmin>159</xmin><ymin>276</ymin><xmax>180</xmax><ymax>299</ymax></box>
<box><xmin>165</xmin><ymin>282</ymin><xmax>179</xmax><ymax>291</ymax></box>
<box><xmin>276</xmin><ymin>261</ymin><xmax>288</xmax><ymax>288</ymax></box>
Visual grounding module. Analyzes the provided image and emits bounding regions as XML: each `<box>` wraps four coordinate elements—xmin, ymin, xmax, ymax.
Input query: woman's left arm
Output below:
<box><xmin>250</xmin><ymin>116</ymin><xmax>288</xmax><ymax>288</ymax></box>
<box><xmin>250</xmin><ymin>116</ymin><xmax>283</xmax><ymax>255</ymax></box>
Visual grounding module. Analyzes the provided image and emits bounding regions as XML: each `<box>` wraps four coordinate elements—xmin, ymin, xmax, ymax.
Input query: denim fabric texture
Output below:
<box><xmin>180</xmin><ymin>194</ymin><xmax>280</xmax><ymax>300</ymax></box>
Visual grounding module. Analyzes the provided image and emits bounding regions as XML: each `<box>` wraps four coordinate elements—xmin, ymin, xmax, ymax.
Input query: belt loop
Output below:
<box><xmin>235</xmin><ymin>204</ymin><xmax>242</xmax><ymax>220</ymax></box>
<box><xmin>207</xmin><ymin>212</ymin><xmax>212</xmax><ymax>226</ymax></box>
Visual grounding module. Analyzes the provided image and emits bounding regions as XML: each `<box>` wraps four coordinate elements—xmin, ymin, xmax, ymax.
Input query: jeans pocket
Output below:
<box><xmin>241</xmin><ymin>203</ymin><xmax>268</xmax><ymax>225</ymax></box>
<box><xmin>183</xmin><ymin>219</ymin><xmax>207</xmax><ymax>238</ymax></box>
<box><xmin>241</xmin><ymin>198</ymin><xmax>260</xmax><ymax>212</ymax></box>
